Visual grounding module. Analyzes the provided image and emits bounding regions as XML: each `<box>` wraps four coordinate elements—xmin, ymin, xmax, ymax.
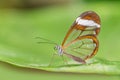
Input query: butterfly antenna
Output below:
<box><xmin>35</xmin><ymin>37</ymin><xmax>58</xmax><ymax>45</ymax></box>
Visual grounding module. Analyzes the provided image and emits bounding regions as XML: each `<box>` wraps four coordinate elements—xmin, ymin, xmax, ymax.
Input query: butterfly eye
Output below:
<box><xmin>54</xmin><ymin>46</ymin><xmax>58</xmax><ymax>50</ymax></box>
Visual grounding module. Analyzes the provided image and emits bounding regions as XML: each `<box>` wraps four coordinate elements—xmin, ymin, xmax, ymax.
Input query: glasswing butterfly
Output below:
<box><xmin>37</xmin><ymin>11</ymin><xmax>101</xmax><ymax>64</ymax></box>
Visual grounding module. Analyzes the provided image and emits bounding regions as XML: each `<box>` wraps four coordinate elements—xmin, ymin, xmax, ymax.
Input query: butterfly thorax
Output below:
<box><xmin>54</xmin><ymin>45</ymin><xmax>63</xmax><ymax>56</ymax></box>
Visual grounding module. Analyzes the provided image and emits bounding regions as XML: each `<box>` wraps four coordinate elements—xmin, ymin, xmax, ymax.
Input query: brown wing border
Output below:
<box><xmin>63</xmin><ymin>35</ymin><xmax>99</xmax><ymax>62</ymax></box>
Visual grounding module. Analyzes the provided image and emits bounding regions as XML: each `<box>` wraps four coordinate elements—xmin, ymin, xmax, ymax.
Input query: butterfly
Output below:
<box><xmin>37</xmin><ymin>11</ymin><xmax>101</xmax><ymax>64</ymax></box>
<box><xmin>54</xmin><ymin>11</ymin><xmax>101</xmax><ymax>64</ymax></box>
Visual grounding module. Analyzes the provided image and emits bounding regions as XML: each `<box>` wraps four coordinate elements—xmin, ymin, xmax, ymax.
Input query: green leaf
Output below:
<box><xmin>43</xmin><ymin>58</ymin><xmax>120</xmax><ymax>75</ymax></box>
<box><xmin>0</xmin><ymin>7</ymin><xmax>120</xmax><ymax>76</ymax></box>
<box><xmin>1</xmin><ymin>53</ymin><xmax>120</xmax><ymax>75</ymax></box>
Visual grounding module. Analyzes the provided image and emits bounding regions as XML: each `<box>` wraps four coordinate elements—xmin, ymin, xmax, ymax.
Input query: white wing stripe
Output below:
<box><xmin>76</xmin><ymin>17</ymin><xmax>100</xmax><ymax>28</ymax></box>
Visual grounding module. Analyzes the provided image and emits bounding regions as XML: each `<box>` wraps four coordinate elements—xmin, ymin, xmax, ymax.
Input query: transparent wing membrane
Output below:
<box><xmin>62</xmin><ymin>29</ymin><xmax>82</xmax><ymax>46</ymax></box>
<box><xmin>63</xmin><ymin>28</ymin><xmax>97</xmax><ymax>46</ymax></box>
<box><xmin>63</xmin><ymin>35</ymin><xmax>98</xmax><ymax>60</ymax></box>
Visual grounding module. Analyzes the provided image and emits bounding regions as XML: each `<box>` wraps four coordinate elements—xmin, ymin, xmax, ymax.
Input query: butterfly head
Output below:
<box><xmin>54</xmin><ymin>45</ymin><xmax>63</xmax><ymax>56</ymax></box>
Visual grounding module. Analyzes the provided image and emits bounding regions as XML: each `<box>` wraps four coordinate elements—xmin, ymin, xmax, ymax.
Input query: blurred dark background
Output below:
<box><xmin>0</xmin><ymin>0</ymin><xmax>72</xmax><ymax>8</ymax></box>
<box><xmin>0</xmin><ymin>0</ymin><xmax>119</xmax><ymax>8</ymax></box>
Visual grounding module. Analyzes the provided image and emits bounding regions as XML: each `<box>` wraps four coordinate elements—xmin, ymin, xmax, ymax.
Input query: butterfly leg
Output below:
<box><xmin>48</xmin><ymin>53</ymin><xmax>68</xmax><ymax>66</ymax></box>
<box><xmin>60</xmin><ymin>55</ymin><xmax>68</xmax><ymax>65</ymax></box>
<box><xmin>48</xmin><ymin>53</ymin><xmax>57</xmax><ymax>66</ymax></box>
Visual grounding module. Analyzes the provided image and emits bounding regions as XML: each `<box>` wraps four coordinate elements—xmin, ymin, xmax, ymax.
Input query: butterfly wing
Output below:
<box><xmin>63</xmin><ymin>35</ymin><xmax>98</xmax><ymax>62</ymax></box>
<box><xmin>62</xmin><ymin>11</ymin><xmax>100</xmax><ymax>46</ymax></box>
<box><xmin>62</xmin><ymin>11</ymin><xmax>101</xmax><ymax>62</ymax></box>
